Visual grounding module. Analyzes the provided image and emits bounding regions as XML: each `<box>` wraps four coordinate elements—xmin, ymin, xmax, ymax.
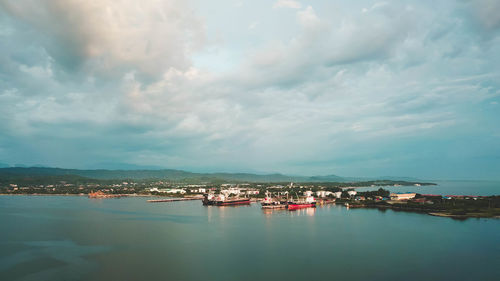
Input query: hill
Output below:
<box><xmin>0</xmin><ymin>167</ymin><xmax>428</xmax><ymax>183</ymax></box>
<box><xmin>0</xmin><ymin>167</ymin><xmax>341</xmax><ymax>182</ymax></box>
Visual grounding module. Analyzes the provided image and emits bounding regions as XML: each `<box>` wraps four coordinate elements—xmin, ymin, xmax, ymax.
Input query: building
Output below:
<box><xmin>347</xmin><ymin>190</ymin><xmax>357</xmax><ymax>197</ymax></box>
<box><xmin>246</xmin><ymin>189</ymin><xmax>259</xmax><ymax>195</ymax></box>
<box><xmin>221</xmin><ymin>188</ymin><xmax>241</xmax><ymax>196</ymax></box>
<box><xmin>316</xmin><ymin>191</ymin><xmax>333</xmax><ymax>198</ymax></box>
<box><xmin>390</xmin><ymin>192</ymin><xmax>416</xmax><ymax>200</ymax></box>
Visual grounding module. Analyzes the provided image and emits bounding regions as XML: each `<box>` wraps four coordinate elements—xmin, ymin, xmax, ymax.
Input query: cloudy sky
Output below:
<box><xmin>0</xmin><ymin>0</ymin><xmax>499</xmax><ymax>179</ymax></box>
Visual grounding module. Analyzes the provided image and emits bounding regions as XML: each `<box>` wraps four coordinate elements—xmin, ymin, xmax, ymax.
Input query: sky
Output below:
<box><xmin>0</xmin><ymin>0</ymin><xmax>499</xmax><ymax>179</ymax></box>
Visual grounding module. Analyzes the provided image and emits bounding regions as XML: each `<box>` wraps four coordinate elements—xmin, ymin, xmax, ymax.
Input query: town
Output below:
<box><xmin>1</xmin><ymin>179</ymin><xmax>498</xmax><ymax>219</ymax></box>
<box><xmin>0</xmin><ymin>179</ymin><xmax>431</xmax><ymax>197</ymax></box>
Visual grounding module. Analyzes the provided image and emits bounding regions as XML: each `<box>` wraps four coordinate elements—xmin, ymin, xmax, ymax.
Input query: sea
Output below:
<box><xmin>355</xmin><ymin>180</ymin><xmax>500</xmax><ymax>195</ymax></box>
<box><xmin>0</xmin><ymin>181</ymin><xmax>499</xmax><ymax>281</ymax></box>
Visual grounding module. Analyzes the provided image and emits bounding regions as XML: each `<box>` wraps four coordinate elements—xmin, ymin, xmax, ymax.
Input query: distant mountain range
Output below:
<box><xmin>0</xmin><ymin>167</ymin><xmax>423</xmax><ymax>183</ymax></box>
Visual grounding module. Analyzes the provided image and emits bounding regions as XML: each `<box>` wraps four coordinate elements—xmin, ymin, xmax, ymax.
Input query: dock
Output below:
<box><xmin>147</xmin><ymin>197</ymin><xmax>202</xmax><ymax>203</ymax></box>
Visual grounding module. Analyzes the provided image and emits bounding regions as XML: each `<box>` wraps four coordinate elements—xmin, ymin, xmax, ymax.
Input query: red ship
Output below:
<box><xmin>287</xmin><ymin>195</ymin><xmax>316</xmax><ymax>210</ymax></box>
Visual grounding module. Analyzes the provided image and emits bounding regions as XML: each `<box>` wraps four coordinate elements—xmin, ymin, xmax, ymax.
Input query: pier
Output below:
<box><xmin>147</xmin><ymin>197</ymin><xmax>202</xmax><ymax>203</ymax></box>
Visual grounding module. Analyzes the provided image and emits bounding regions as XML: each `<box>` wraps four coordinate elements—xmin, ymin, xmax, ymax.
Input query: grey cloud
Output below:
<box><xmin>0</xmin><ymin>0</ymin><xmax>205</xmax><ymax>78</ymax></box>
<box><xmin>469</xmin><ymin>0</ymin><xmax>500</xmax><ymax>30</ymax></box>
<box><xmin>0</xmin><ymin>0</ymin><xmax>499</xmax><ymax>178</ymax></box>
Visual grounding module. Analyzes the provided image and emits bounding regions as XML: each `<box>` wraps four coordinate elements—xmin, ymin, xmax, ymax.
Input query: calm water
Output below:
<box><xmin>356</xmin><ymin>180</ymin><xmax>500</xmax><ymax>196</ymax></box>
<box><xmin>1</xmin><ymin>192</ymin><xmax>499</xmax><ymax>281</ymax></box>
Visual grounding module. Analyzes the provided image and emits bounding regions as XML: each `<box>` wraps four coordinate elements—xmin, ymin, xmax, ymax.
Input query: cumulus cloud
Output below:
<box><xmin>273</xmin><ymin>0</ymin><xmax>302</xmax><ymax>9</ymax></box>
<box><xmin>0</xmin><ymin>0</ymin><xmax>499</xmax><ymax>178</ymax></box>
<box><xmin>0</xmin><ymin>0</ymin><xmax>205</xmax><ymax>77</ymax></box>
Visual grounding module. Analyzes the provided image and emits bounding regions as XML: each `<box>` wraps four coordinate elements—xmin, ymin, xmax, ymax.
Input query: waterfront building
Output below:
<box><xmin>390</xmin><ymin>192</ymin><xmax>416</xmax><ymax>200</ymax></box>
<box><xmin>166</xmin><ymin>188</ymin><xmax>187</xmax><ymax>194</ymax></box>
<box><xmin>316</xmin><ymin>190</ymin><xmax>333</xmax><ymax>198</ymax></box>
<box><xmin>246</xmin><ymin>189</ymin><xmax>259</xmax><ymax>195</ymax></box>
<box><xmin>347</xmin><ymin>190</ymin><xmax>357</xmax><ymax>197</ymax></box>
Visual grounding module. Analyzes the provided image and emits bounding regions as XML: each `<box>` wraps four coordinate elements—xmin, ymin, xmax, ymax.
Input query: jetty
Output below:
<box><xmin>147</xmin><ymin>197</ymin><xmax>202</xmax><ymax>203</ymax></box>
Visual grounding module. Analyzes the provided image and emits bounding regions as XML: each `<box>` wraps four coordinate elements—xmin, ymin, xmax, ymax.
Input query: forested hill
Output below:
<box><xmin>0</xmin><ymin>167</ymin><xmax>427</xmax><ymax>184</ymax></box>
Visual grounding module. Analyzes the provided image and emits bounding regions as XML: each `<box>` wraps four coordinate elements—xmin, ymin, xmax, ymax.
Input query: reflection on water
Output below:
<box><xmin>288</xmin><ymin>207</ymin><xmax>316</xmax><ymax>217</ymax></box>
<box><xmin>206</xmin><ymin>204</ymin><xmax>252</xmax><ymax>219</ymax></box>
<box><xmin>262</xmin><ymin>207</ymin><xmax>316</xmax><ymax>217</ymax></box>
<box><xmin>261</xmin><ymin>208</ymin><xmax>287</xmax><ymax>218</ymax></box>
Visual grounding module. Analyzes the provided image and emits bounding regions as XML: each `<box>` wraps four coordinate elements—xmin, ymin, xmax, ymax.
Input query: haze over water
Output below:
<box><xmin>1</xmin><ymin>181</ymin><xmax>499</xmax><ymax>281</ymax></box>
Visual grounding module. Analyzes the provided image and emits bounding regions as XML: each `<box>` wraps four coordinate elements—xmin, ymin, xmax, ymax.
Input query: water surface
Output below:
<box><xmin>355</xmin><ymin>180</ymin><xmax>500</xmax><ymax>195</ymax></box>
<box><xmin>0</xmin><ymin>194</ymin><xmax>498</xmax><ymax>281</ymax></box>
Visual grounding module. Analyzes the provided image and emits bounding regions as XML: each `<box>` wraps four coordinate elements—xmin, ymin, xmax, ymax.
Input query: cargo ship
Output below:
<box><xmin>287</xmin><ymin>195</ymin><xmax>316</xmax><ymax>210</ymax></box>
<box><xmin>261</xmin><ymin>191</ymin><xmax>286</xmax><ymax>209</ymax></box>
<box><xmin>202</xmin><ymin>193</ymin><xmax>250</xmax><ymax>206</ymax></box>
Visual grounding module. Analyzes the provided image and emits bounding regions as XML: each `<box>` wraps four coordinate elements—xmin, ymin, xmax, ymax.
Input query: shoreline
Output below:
<box><xmin>0</xmin><ymin>193</ymin><xmax>157</xmax><ymax>197</ymax></box>
<box><xmin>342</xmin><ymin>203</ymin><xmax>500</xmax><ymax>219</ymax></box>
<box><xmin>2</xmin><ymin>193</ymin><xmax>498</xmax><ymax>220</ymax></box>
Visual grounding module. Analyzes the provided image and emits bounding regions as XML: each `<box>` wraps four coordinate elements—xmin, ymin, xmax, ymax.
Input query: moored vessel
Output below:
<box><xmin>287</xmin><ymin>195</ymin><xmax>316</xmax><ymax>210</ymax></box>
<box><xmin>202</xmin><ymin>193</ymin><xmax>250</xmax><ymax>206</ymax></box>
<box><xmin>261</xmin><ymin>191</ymin><xmax>286</xmax><ymax>209</ymax></box>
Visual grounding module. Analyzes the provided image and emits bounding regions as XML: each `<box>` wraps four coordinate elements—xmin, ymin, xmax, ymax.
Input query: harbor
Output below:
<box><xmin>147</xmin><ymin>197</ymin><xmax>202</xmax><ymax>203</ymax></box>
<box><xmin>1</xmin><ymin>194</ymin><xmax>498</xmax><ymax>281</ymax></box>
<box><xmin>73</xmin><ymin>181</ymin><xmax>500</xmax><ymax>219</ymax></box>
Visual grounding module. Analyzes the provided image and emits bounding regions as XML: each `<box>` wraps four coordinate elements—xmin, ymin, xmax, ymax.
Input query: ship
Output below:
<box><xmin>202</xmin><ymin>193</ymin><xmax>250</xmax><ymax>206</ymax></box>
<box><xmin>287</xmin><ymin>195</ymin><xmax>316</xmax><ymax>210</ymax></box>
<box><xmin>260</xmin><ymin>191</ymin><xmax>286</xmax><ymax>209</ymax></box>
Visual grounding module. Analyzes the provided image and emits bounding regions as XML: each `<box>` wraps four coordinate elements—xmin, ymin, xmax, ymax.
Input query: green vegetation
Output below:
<box><xmin>344</xmin><ymin>189</ymin><xmax>500</xmax><ymax>219</ymax></box>
<box><xmin>0</xmin><ymin>167</ymin><xmax>437</xmax><ymax>184</ymax></box>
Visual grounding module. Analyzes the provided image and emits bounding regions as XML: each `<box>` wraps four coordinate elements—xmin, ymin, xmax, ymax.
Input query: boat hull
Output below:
<box><xmin>287</xmin><ymin>203</ymin><xmax>316</xmax><ymax>210</ymax></box>
<box><xmin>203</xmin><ymin>198</ymin><xmax>251</xmax><ymax>206</ymax></box>
<box><xmin>261</xmin><ymin>204</ymin><xmax>286</xmax><ymax>209</ymax></box>
<box><xmin>214</xmin><ymin>199</ymin><xmax>251</xmax><ymax>206</ymax></box>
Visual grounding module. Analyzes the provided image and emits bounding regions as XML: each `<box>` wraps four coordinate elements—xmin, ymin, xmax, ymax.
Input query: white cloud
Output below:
<box><xmin>1</xmin><ymin>0</ymin><xmax>205</xmax><ymax>76</ymax></box>
<box><xmin>273</xmin><ymin>0</ymin><xmax>301</xmax><ymax>10</ymax></box>
<box><xmin>248</xmin><ymin>21</ymin><xmax>260</xmax><ymax>30</ymax></box>
<box><xmin>0</xmin><ymin>0</ymin><xmax>499</xmax><ymax>177</ymax></box>
<box><xmin>297</xmin><ymin>6</ymin><xmax>321</xmax><ymax>27</ymax></box>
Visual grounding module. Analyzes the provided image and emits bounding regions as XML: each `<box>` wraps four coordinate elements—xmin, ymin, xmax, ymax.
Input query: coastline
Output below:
<box><xmin>0</xmin><ymin>193</ymin><xmax>156</xmax><ymax>197</ymax></box>
<box><xmin>341</xmin><ymin>202</ymin><xmax>500</xmax><ymax>219</ymax></box>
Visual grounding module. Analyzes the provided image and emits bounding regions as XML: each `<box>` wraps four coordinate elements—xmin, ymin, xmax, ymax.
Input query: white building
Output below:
<box><xmin>316</xmin><ymin>191</ymin><xmax>333</xmax><ymax>198</ymax></box>
<box><xmin>347</xmin><ymin>190</ymin><xmax>357</xmax><ymax>197</ymax></box>
<box><xmin>390</xmin><ymin>193</ymin><xmax>416</xmax><ymax>200</ymax></box>
<box><xmin>221</xmin><ymin>188</ymin><xmax>241</xmax><ymax>196</ymax></box>
<box><xmin>246</xmin><ymin>189</ymin><xmax>260</xmax><ymax>195</ymax></box>
<box><xmin>167</xmin><ymin>188</ymin><xmax>186</xmax><ymax>194</ymax></box>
